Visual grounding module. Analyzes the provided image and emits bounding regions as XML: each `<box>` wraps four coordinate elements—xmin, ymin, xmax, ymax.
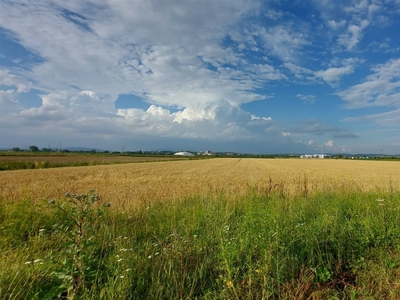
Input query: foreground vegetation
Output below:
<box><xmin>1</xmin><ymin>159</ymin><xmax>399</xmax><ymax>298</ymax></box>
<box><xmin>1</xmin><ymin>187</ymin><xmax>400</xmax><ymax>299</ymax></box>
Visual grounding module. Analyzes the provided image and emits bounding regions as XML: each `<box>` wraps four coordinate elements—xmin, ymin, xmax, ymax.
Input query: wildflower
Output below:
<box><xmin>120</xmin><ymin>275</ymin><xmax>125</xmax><ymax>279</ymax></box>
<box><xmin>155</xmin><ymin>252</ymin><xmax>160</xmax><ymax>256</ymax></box>
<box><xmin>126</xmin><ymin>269</ymin><xmax>132</xmax><ymax>272</ymax></box>
<box><xmin>148</xmin><ymin>255</ymin><xmax>152</xmax><ymax>259</ymax></box>
<box><xmin>118</xmin><ymin>259</ymin><xmax>123</xmax><ymax>262</ymax></box>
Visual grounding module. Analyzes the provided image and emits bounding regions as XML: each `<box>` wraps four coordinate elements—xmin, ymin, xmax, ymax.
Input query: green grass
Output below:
<box><xmin>1</xmin><ymin>189</ymin><xmax>400</xmax><ymax>299</ymax></box>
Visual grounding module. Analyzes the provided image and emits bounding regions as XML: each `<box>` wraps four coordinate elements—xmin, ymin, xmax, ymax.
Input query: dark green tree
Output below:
<box><xmin>29</xmin><ymin>145</ymin><xmax>39</xmax><ymax>152</ymax></box>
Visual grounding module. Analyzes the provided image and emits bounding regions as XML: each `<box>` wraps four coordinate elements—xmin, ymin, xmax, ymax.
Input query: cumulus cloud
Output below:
<box><xmin>0</xmin><ymin>0</ymin><xmax>278</xmax><ymax>141</ymax></box>
<box><xmin>0</xmin><ymin>0</ymin><xmax>399</xmax><ymax>153</ymax></box>
<box><xmin>315</xmin><ymin>65</ymin><xmax>354</xmax><ymax>83</ymax></box>
<box><xmin>324</xmin><ymin>140</ymin><xmax>334</xmax><ymax>147</ymax></box>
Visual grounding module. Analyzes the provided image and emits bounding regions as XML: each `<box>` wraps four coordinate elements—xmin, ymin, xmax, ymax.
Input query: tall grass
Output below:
<box><xmin>1</xmin><ymin>188</ymin><xmax>400</xmax><ymax>299</ymax></box>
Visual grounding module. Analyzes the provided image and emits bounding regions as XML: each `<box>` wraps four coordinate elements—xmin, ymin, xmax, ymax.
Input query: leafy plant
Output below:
<box><xmin>46</xmin><ymin>190</ymin><xmax>111</xmax><ymax>298</ymax></box>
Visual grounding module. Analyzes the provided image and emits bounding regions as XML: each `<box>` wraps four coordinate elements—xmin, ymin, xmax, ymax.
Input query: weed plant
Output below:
<box><xmin>1</xmin><ymin>188</ymin><xmax>400</xmax><ymax>299</ymax></box>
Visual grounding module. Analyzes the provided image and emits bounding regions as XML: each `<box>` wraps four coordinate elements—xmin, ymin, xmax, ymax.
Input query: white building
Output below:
<box><xmin>300</xmin><ymin>154</ymin><xmax>328</xmax><ymax>158</ymax></box>
<box><xmin>174</xmin><ymin>151</ymin><xmax>194</xmax><ymax>156</ymax></box>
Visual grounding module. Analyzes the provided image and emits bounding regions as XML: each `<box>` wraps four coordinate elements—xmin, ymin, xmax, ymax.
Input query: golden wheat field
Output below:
<box><xmin>0</xmin><ymin>158</ymin><xmax>399</xmax><ymax>210</ymax></box>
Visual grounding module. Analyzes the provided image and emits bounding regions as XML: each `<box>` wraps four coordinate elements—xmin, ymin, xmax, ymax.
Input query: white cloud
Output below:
<box><xmin>0</xmin><ymin>0</ymin><xmax>399</xmax><ymax>154</ymax></box>
<box><xmin>296</xmin><ymin>94</ymin><xmax>316</xmax><ymax>104</ymax></box>
<box><xmin>283</xmin><ymin>63</ymin><xmax>315</xmax><ymax>82</ymax></box>
<box><xmin>343</xmin><ymin>108</ymin><xmax>400</xmax><ymax>126</ymax></box>
<box><xmin>338</xmin><ymin>19</ymin><xmax>369</xmax><ymax>50</ymax></box>
<box><xmin>258</xmin><ymin>25</ymin><xmax>310</xmax><ymax>62</ymax></box>
<box><xmin>327</xmin><ymin>19</ymin><xmax>346</xmax><ymax>30</ymax></box>
<box><xmin>315</xmin><ymin>65</ymin><xmax>354</xmax><ymax>83</ymax></box>
<box><xmin>324</xmin><ymin>140</ymin><xmax>334</xmax><ymax>147</ymax></box>
<box><xmin>0</xmin><ymin>68</ymin><xmax>32</xmax><ymax>93</ymax></box>
<box><xmin>0</xmin><ymin>89</ymin><xmax>23</xmax><ymax>114</ymax></box>
<box><xmin>338</xmin><ymin>58</ymin><xmax>400</xmax><ymax>108</ymax></box>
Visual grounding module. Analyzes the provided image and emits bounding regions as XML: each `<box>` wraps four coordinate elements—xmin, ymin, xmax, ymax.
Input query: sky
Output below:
<box><xmin>1</xmin><ymin>0</ymin><xmax>400</xmax><ymax>154</ymax></box>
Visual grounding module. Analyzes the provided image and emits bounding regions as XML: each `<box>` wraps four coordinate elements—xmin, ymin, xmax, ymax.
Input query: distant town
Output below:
<box><xmin>1</xmin><ymin>146</ymin><xmax>399</xmax><ymax>160</ymax></box>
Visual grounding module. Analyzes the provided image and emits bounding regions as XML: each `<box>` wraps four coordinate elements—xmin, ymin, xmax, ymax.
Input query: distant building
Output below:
<box><xmin>204</xmin><ymin>150</ymin><xmax>213</xmax><ymax>155</ymax></box>
<box><xmin>174</xmin><ymin>151</ymin><xmax>194</xmax><ymax>156</ymax></box>
<box><xmin>300</xmin><ymin>154</ymin><xmax>329</xmax><ymax>159</ymax></box>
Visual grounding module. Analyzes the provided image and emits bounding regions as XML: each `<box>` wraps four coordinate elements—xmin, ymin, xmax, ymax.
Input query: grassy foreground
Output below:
<box><xmin>1</xmin><ymin>188</ymin><xmax>400</xmax><ymax>299</ymax></box>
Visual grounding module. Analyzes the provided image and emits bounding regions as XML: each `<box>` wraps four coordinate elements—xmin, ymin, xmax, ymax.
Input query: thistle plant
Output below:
<box><xmin>47</xmin><ymin>190</ymin><xmax>110</xmax><ymax>298</ymax></box>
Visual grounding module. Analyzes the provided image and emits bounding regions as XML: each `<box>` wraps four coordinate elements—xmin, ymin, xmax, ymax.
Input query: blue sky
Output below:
<box><xmin>1</xmin><ymin>0</ymin><xmax>399</xmax><ymax>154</ymax></box>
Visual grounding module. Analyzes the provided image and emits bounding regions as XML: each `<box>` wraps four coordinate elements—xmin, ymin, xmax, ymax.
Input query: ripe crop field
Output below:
<box><xmin>0</xmin><ymin>153</ymin><xmax>189</xmax><ymax>170</ymax></box>
<box><xmin>1</xmin><ymin>158</ymin><xmax>400</xmax><ymax>299</ymax></box>
<box><xmin>0</xmin><ymin>158</ymin><xmax>399</xmax><ymax>208</ymax></box>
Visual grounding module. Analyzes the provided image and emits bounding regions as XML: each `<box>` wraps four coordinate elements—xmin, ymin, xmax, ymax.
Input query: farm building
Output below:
<box><xmin>300</xmin><ymin>154</ymin><xmax>329</xmax><ymax>159</ymax></box>
<box><xmin>174</xmin><ymin>151</ymin><xmax>195</xmax><ymax>156</ymax></box>
<box><xmin>300</xmin><ymin>154</ymin><xmax>313</xmax><ymax>158</ymax></box>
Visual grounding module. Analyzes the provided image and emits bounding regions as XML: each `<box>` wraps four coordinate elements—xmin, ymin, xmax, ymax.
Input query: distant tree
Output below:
<box><xmin>42</xmin><ymin>147</ymin><xmax>52</xmax><ymax>152</ymax></box>
<box><xmin>29</xmin><ymin>145</ymin><xmax>39</xmax><ymax>152</ymax></box>
<box><xmin>11</xmin><ymin>147</ymin><xmax>21</xmax><ymax>152</ymax></box>
<box><xmin>336</xmin><ymin>154</ymin><xmax>344</xmax><ymax>159</ymax></box>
